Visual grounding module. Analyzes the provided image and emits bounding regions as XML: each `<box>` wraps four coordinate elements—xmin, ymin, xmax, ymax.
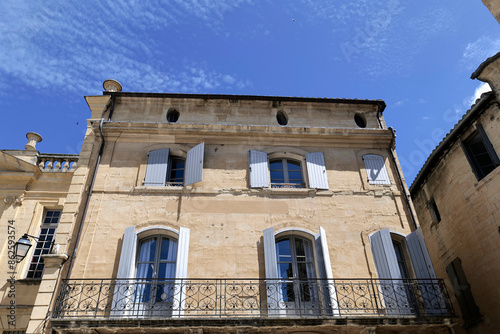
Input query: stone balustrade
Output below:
<box><xmin>38</xmin><ymin>154</ymin><xmax>79</xmax><ymax>172</ymax></box>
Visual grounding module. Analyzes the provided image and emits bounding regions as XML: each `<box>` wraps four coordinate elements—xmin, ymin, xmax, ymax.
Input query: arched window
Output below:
<box><xmin>263</xmin><ymin>227</ymin><xmax>338</xmax><ymax>316</ymax></box>
<box><xmin>269</xmin><ymin>158</ymin><xmax>304</xmax><ymax>188</ymax></box>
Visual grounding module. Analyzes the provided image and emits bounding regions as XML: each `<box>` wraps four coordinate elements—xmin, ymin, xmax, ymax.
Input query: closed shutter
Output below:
<box><xmin>363</xmin><ymin>154</ymin><xmax>390</xmax><ymax>185</ymax></box>
<box><xmin>185</xmin><ymin>143</ymin><xmax>204</xmax><ymax>186</ymax></box>
<box><xmin>263</xmin><ymin>227</ymin><xmax>280</xmax><ymax>315</ymax></box>
<box><xmin>144</xmin><ymin>149</ymin><xmax>170</xmax><ymax>186</ymax></box>
<box><xmin>306</xmin><ymin>152</ymin><xmax>329</xmax><ymax>190</ymax></box>
<box><xmin>174</xmin><ymin>227</ymin><xmax>190</xmax><ymax>317</ymax></box>
<box><xmin>112</xmin><ymin>226</ymin><xmax>137</xmax><ymax>317</ymax></box>
<box><xmin>314</xmin><ymin>226</ymin><xmax>339</xmax><ymax>315</ymax></box>
<box><xmin>249</xmin><ymin>150</ymin><xmax>269</xmax><ymax>188</ymax></box>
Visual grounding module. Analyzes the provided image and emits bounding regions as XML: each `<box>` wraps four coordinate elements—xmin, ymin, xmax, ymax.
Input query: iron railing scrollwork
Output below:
<box><xmin>52</xmin><ymin>278</ymin><xmax>454</xmax><ymax>319</ymax></box>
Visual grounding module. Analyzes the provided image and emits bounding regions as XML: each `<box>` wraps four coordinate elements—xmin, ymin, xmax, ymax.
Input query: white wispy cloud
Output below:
<box><xmin>0</xmin><ymin>1</ymin><xmax>251</xmax><ymax>95</ymax></box>
<box><xmin>468</xmin><ymin>82</ymin><xmax>492</xmax><ymax>106</ymax></box>
<box><xmin>462</xmin><ymin>36</ymin><xmax>500</xmax><ymax>71</ymax></box>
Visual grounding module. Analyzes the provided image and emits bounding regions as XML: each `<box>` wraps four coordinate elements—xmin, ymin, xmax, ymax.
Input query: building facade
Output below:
<box><xmin>410</xmin><ymin>54</ymin><xmax>500</xmax><ymax>334</ymax></box>
<box><xmin>1</xmin><ymin>80</ymin><xmax>455</xmax><ymax>334</ymax></box>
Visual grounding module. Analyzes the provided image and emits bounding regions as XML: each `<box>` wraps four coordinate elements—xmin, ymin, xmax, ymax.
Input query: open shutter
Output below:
<box><xmin>460</xmin><ymin>140</ymin><xmax>481</xmax><ymax>180</ymax></box>
<box><xmin>306</xmin><ymin>152</ymin><xmax>329</xmax><ymax>190</ymax></box>
<box><xmin>406</xmin><ymin>228</ymin><xmax>446</xmax><ymax>315</ymax></box>
<box><xmin>249</xmin><ymin>150</ymin><xmax>269</xmax><ymax>188</ymax></box>
<box><xmin>363</xmin><ymin>154</ymin><xmax>390</xmax><ymax>185</ymax></box>
<box><xmin>370</xmin><ymin>229</ymin><xmax>411</xmax><ymax>315</ymax></box>
<box><xmin>112</xmin><ymin>226</ymin><xmax>137</xmax><ymax>317</ymax></box>
<box><xmin>406</xmin><ymin>228</ymin><xmax>436</xmax><ymax>279</ymax></box>
<box><xmin>314</xmin><ymin>226</ymin><xmax>339</xmax><ymax>315</ymax></box>
<box><xmin>174</xmin><ymin>227</ymin><xmax>190</xmax><ymax>317</ymax></box>
<box><xmin>263</xmin><ymin>227</ymin><xmax>280</xmax><ymax>315</ymax></box>
<box><xmin>184</xmin><ymin>143</ymin><xmax>204</xmax><ymax>186</ymax></box>
<box><xmin>370</xmin><ymin>229</ymin><xmax>401</xmax><ymax>279</ymax></box>
<box><xmin>144</xmin><ymin>149</ymin><xmax>169</xmax><ymax>186</ymax></box>
<box><xmin>477</xmin><ymin>123</ymin><xmax>500</xmax><ymax>165</ymax></box>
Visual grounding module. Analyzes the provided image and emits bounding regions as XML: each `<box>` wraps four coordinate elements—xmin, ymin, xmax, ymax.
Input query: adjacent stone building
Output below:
<box><xmin>410</xmin><ymin>54</ymin><xmax>500</xmax><ymax>334</ymax></box>
<box><xmin>1</xmin><ymin>80</ymin><xmax>455</xmax><ymax>334</ymax></box>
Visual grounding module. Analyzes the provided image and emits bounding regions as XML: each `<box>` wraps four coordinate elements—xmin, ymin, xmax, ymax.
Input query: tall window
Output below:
<box><xmin>462</xmin><ymin>125</ymin><xmax>499</xmax><ymax>180</ymax></box>
<box><xmin>27</xmin><ymin>210</ymin><xmax>61</xmax><ymax>278</ymax></box>
<box><xmin>136</xmin><ymin>236</ymin><xmax>177</xmax><ymax>303</ymax></box>
<box><xmin>275</xmin><ymin>236</ymin><xmax>316</xmax><ymax>303</ymax></box>
<box><xmin>269</xmin><ymin>158</ymin><xmax>304</xmax><ymax>188</ymax></box>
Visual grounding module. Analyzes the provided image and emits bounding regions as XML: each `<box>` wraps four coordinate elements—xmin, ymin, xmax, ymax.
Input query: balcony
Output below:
<box><xmin>51</xmin><ymin>278</ymin><xmax>455</xmax><ymax>331</ymax></box>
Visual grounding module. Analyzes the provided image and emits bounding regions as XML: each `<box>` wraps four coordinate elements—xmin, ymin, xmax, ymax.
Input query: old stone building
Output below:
<box><xmin>1</xmin><ymin>80</ymin><xmax>455</xmax><ymax>334</ymax></box>
<box><xmin>410</xmin><ymin>54</ymin><xmax>500</xmax><ymax>334</ymax></box>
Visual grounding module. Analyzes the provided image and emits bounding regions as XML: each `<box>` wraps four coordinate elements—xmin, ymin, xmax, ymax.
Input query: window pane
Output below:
<box><xmin>276</xmin><ymin>239</ymin><xmax>291</xmax><ymax>261</ymax></box>
<box><xmin>160</xmin><ymin>238</ymin><xmax>177</xmax><ymax>262</ymax></box>
<box><xmin>278</xmin><ymin>263</ymin><xmax>293</xmax><ymax>279</ymax></box>
<box><xmin>158</xmin><ymin>263</ymin><xmax>176</xmax><ymax>279</ymax></box>
<box><xmin>269</xmin><ymin>160</ymin><xmax>283</xmax><ymax>171</ymax></box>
<box><xmin>138</xmin><ymin>238</ymin><xmax>156</xmax><ymax>262</ymax></box>
<box><xmin>270</xmin><ymin>170</ymin><xmax>284</xmax><ymax>182</ymax></box>
<box><xmin>287</xmin><ymin>160</ymin><xmax>301</xmax><ymax>171</ymax></box>
<box><xmin>136</xmin><ymin>263</ymin><xmax>154</xmax><ymax>279</ymax></box>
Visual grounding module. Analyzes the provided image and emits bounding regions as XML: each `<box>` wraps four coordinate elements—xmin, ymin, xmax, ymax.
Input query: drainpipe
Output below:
<box><xmin>388</xmin><ymin>127</ymin><xmax>418</xmax><ymax>230</ymax></box>
<box><xmin>65</xmin><ymin>97</ymin><xmax>112</xmax><ymax>278</ymax></box>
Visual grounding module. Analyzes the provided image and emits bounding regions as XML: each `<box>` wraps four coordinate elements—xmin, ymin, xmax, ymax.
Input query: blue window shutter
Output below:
<box><xmin>175</xmin><ymin>227</ymin><xmax>190</xmax><ymax>279</ymax></box>
<box><xmin>249</xmin><ymin>150</ymin><xmax>269</xmax><ymax>188</ymax></box>
<box><xmin>263</xmin><ymin>227</ymin><xmax>280</xmax><ymax>315</ymax></box>
<box><xmin>406</xmin><ymin>228</ymin><xmax>436</xmax><ymax>279</ymax></box>
<box><xmin>314</xmin><ymin>226</ymin><xmax>339</xmax><ymax>315</ymax></box>
<box><xmin>144</xmin><ymin>149</ymin><xmax>169</xmax><ymax>186</ymax></box>
<box><xmin>184</xmin><ymin>143</ymin><xmax>204</xmax><ymax>186</ymax></box>
<box><xmin>363</xmin><ymin>154</ymin><xmax>390</xmax><ymax>185</ymax></box>
<box><xmin>306</xmin><ymin>152</ymin><xmax>329</xmax><ymax>189</ymax></box>
<box><xmin>369</xmin><ymin>229</ymin><xmax>401</xmax><ymax>279</ymax></box>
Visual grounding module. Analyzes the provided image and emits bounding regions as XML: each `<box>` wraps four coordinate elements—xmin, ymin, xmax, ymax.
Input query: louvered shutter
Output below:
<box><xmin>249</xmin><ymin>150</ymin><xmax>269</xmax><ymax>188</ymax></box>
<box><xmin>173</xmin><ymin>227</ymin><xmax>190</xmax><ymax>317</ymax></box>
<box><xmin>144</xmin><ymin>149</ymin><xmax>169</xmax><ymax>186</ymax></box>
<box><xmin>306</xmin><ymin>152</ymin><xmax>329</xmax><ymax>190</ymax></box>
<box><xmin>263</xmin><ymin>227</ymin><xmax>281</xmax><ymax>315</ymax></box>
<box><xmin>112</xmin><ymin>226</ymin><xmax>137</xmax><ymax>317</ymax></box>
<box><xmin>314</xmin><ymin>226</ymin><xmax>339</xmax><ymax>315</ymax></box>
<box><xmin>184</xmin><ymin>143</ymin><xmax>204</xmax><ymax>186</ymax></box>
<box><xmin>363</xmin><ymin>154</ymin><xmax>390</xmax><ymax>185</ymax></box>
<box><xmin>406</xmin><ymin>228</ymin><xmax>446</xmax><ymax>314</ymax></box>
<box><xmin>370</xmin><ymin>229</ymin><xmax>411</xmax><ymax>315</ymax></box>
<box><xmin>477</xmin><ymin>123</ymin><xmax>500</xmax><ymax>165</ymax></box>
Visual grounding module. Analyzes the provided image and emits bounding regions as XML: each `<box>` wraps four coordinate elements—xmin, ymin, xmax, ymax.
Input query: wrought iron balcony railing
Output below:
<box><xmin>52</xmin><ymin>278</ymin><xmax>455</xmax><ymax>319</ymax></box>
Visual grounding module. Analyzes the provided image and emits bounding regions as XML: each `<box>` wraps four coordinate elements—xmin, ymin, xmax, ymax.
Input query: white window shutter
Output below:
<box><xmin>144</xmin><ymin>149</ymin><xmax>170</xmax><ymax>186</ymax></box>
<box><xmin>174</xmin><ymin>227</ymin><xmax>190</xmax><ymax>317</ymax></box>
<box><xmin>111</xmin><ymin>226</ymin><xmax>137</xmax><ymax>317</ymax></box>
<box><xmin>116</xmin><ymin>226</ymin><xmax>137</xmax><ymax>278</ymax></box>
<box><xmin>306</xmin><ymin>152</ymin><xmax>329</xmax><ymax>189</ymax></box>
<box><xmin>314</xmin><ymin>226</ymin><xmax>339</xmax><ymax>315</ymax></box>
<box><xmin>405</xmin><ymin>227</ymin><xmax>436</xmax><ymax>279</ymax></box>
<box><xmin>263</xmin><ymin>227</ymin><xmax>280</xmax><ymax>315</ymax></box>
<box><xmin>363</xmin><ymin>154</ymin><xmax>390</xmax><ymax>185</ymax></box>
<box><xmin>369</xmin><ymin>229</ymin><xmax>401</xmax><ymax>279</ymax></box>
<box><xmin>184</xmin><ymin>143</ymin><xmax>204</xmax><ymax>186</ymax></box>
<box><xmin>249</xmin><ymin>150</ymin><xmax>269</xmax><ymax>188</ymax></box>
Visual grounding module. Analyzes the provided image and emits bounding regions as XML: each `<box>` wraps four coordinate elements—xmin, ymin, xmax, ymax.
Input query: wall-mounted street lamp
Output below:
<box><xmin>14</xmin><ymin>233</ymin><xmax>53</xmax><ymax>263</ymax></box>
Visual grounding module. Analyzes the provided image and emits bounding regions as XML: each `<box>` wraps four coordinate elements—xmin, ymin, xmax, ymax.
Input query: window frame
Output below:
<box><xmin>427</xmin><ymin>198</ymin><xmax>441</xmax><ymax>224</ymax></box>
<box><xmin>269</xmin><ymin>157</ymin><xmax>305</xmax><ymax>188</ymax></box>
<box><xmin>461</xmin><ymin>124</ymin><xmax>500</xmax><ymax>181</ymax></box>
<box><xmin>26</xmin><ymin>210</ymin><xmax>61</xmax><ymax>279</ymax></box>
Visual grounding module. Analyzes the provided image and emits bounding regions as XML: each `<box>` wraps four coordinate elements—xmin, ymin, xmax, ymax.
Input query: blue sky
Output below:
<box><xmin>1</xmin><ymin>1</ymin><xmax>498</xmax><ymax>184</ymax></box>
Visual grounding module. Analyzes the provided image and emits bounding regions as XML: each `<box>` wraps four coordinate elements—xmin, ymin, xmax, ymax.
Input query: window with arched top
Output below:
<box><xmin>263</xmin><ymin>227</ymin><xmax>338</xmax><ymax>316</ymax></box>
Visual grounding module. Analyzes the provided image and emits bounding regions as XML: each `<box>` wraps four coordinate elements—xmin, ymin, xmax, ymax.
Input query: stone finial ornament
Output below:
<box><xmin>25</xmin><ymin>132</ymin><xmax>43</xmax><ymax>151</ymax></box>
<box><xmin>103</xmin><ymin>79</ymin><xmax>123</xmax><ymax>92</ymax></box>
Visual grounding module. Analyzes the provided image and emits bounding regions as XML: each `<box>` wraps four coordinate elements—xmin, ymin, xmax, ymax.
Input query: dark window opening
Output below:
<box><xmin>354</xmin><ymin>113</ymin><xmax>367</xmax><ymax>128</ymax></box>
<box><xmin>167</xmin><ymin>109</ymin><xmax>180</xmax><ymax>123</ymax></box>
<box><xmin>428</xmin><ymin>198</ymin><xmax>441</xmax><ymax>223</ymax></box>
<box><xmin>167</xmin><ymin>157</ymin><xmax>185</xmax><ymax>186</ymax></box>
<box><xmin>276</xmin><ymin>111</ymin><xmax>288</xmax><ymax>125</ymax></box>
<box><xmin>270</xmin><ymin>158</ymin><xmax>303</xmax><ymax>188</ymax></box>
<box><xmin>462</xmin><ymin>125</ymin><xmax>499</xmax><ymax>180</ymax></box>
